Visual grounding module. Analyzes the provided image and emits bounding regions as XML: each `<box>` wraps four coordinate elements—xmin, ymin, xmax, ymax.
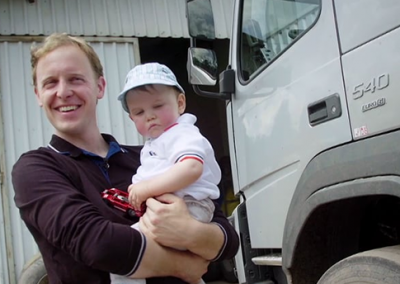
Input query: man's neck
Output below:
<box><xmin>55</xmin><ymin>131</ymin><xmax>110</xmax><ymax>158</ymax></box>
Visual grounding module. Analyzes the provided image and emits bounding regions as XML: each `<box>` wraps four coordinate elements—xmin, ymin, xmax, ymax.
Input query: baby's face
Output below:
<box><xmin>126</xmin><ymin>85</ymin><xmax>185</xmax><ymax>139</ymax></box>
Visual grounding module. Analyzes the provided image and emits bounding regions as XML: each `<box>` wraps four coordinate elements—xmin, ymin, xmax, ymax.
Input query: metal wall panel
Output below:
<box><xmin>0</xmin><ymin>38</ymin><xmax>142</xmax><ymax>283</ymax></box>
<box><xmin>0</xmin><ymin>180</ymin><xmax>10</xmax><ymax>284</ymax></box>
<box><xmin>0</xmin><ymin>0</ymin><xmax>233</xmax><ymax>39</ymax></box>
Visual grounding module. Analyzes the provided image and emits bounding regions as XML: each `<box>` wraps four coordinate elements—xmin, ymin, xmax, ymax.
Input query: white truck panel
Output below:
<box><xmin>334</xmin><ymin>0</ymin><xmax>400</xmax><ymax>53</ymax></box>
<box><xmin>242</xmin><ymin>58</ymin><xmax>351</xmax><ymax>248</ymax></box>
<box><xmin>342</xmin><ymin>26</ymin><xmax>400</xmax><ymax>139</ymax></box>
<box><xmin>230</xmin><ymin>0</ymin><xmax>352</xmax><ymax>247</ymax></box>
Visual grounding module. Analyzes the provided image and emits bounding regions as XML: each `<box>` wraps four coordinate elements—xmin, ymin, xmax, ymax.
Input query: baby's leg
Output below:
<box><xmin>183</xmin><ymin>196</ymin><xmax>215</xmax><ymax>223</ymax></box>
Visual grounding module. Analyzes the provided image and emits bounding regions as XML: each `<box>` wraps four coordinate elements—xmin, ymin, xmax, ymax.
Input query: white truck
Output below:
<box><xmin>186</xmin><ymin>0</ymin><xmax>400</xmax><ymax>283</ymax></box>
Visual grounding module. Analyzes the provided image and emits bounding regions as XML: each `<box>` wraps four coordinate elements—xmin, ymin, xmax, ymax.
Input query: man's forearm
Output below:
<box><xmin>183</xmin><ymin>220</ymin><xmax>225</xmax><ymax>260</ymax></box>
<box><xmin>131</xmin><ymin>236</ymin><xmax>208</xmax><ymax>283</ymax></box>
<box><xmin>131</xmin><ymin>236</ymin><xmax>177</xmax><ymax>278</ymax></box>
<box><xmin>138</xmin><ymin>194</ymin><xmax>238</xmax><ymax>263</ymax></box>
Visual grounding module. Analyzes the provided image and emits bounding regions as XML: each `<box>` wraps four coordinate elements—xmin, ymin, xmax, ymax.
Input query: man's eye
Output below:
<box><xmin>43</xmin><ymin>81</ymin><xmax>56</xmax><ymax>88</ymax></box>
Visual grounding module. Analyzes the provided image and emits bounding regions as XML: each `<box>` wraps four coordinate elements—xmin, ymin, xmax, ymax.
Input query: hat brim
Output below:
<box><xmin>118</xmin><ymin>79</ymin><xmax>185</xmax><ymax>113</ymax></box>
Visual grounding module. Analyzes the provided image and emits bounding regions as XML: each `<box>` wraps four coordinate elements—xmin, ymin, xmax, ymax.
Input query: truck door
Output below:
<box><xmin>229</xmin><ymin>0</ymin><xmax>352</xmax><ymax>248</ymax></box>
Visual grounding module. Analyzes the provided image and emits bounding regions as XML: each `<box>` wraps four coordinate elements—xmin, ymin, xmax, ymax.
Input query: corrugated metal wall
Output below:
<box><xmin>0</xmin><ymin>0</ymin><xmax>233</xmax><ymax>39</ymax></box>
<box><xmin>0</xmin><ymin>38</ymin><xmax>142</xmax><ymax>284</ymax></box>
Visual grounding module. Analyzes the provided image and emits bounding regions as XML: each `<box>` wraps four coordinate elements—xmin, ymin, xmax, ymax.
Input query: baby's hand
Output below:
<box><xmin>128</xmin><ymin>182</ymin><xmax>148</xmax><ymax>211</ymax></box>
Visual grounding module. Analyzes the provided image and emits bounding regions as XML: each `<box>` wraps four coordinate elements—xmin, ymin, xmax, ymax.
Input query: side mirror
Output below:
<box><xmin>186</xmin><ymin>0</ymin><xmax>215</xmax><ymax>40</ymax></box>
<box><xmin>187</xmin><ymin>47</ymin><xmax>233</xmax><ymax>100</ymax></box>
<box><xmin>187</xmin><ymin>47</ymin><xmax>217</xmax><ymax>85</ymax></box>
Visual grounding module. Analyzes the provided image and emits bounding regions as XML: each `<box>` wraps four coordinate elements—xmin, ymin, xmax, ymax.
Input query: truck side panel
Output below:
<box><xmin>334</xmin><ymin>0</ymin><xmax>400</xmax><ymax>53</ymax></box>
<box><xmin>342</xmin><ymin>26</ymin><xmax>400</xmax><ymax>139</ymax></box>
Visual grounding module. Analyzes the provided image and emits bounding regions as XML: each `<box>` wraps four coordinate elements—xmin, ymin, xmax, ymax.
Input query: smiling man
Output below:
<box><xmin>12</xmin><ymin>33</ymin><xmax>239</xmax><ymax>284</ymax></box>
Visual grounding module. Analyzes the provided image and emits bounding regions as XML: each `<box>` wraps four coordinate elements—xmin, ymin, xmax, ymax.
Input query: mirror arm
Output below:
<box><xmin>192</xmin><ymin>85</ymin><xmax>231</xmax><ymax>100</ymax></box>
<box><xmin>190</xmin><ymin>37</ymin><xmax>196</xmax><ymax>47</ymax></box>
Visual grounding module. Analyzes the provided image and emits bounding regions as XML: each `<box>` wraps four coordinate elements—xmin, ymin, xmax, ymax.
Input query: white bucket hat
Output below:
<box><xmin>118</xmin><ymin>62</ymin><xmax>185</xmax><ymax>112</ymax></box>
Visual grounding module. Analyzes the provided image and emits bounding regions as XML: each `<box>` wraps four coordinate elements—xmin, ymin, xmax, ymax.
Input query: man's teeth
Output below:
<box><xmin>59</xmin><ymin>106</ymin><xmax>78</xmax><ymax>112</ymax></box>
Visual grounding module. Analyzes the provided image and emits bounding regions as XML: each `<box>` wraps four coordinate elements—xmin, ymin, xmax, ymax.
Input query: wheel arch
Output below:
<box><xmin>282</xmin><ymin>130</ymin><xmax>400</xmax><ymax>284</ymax></box>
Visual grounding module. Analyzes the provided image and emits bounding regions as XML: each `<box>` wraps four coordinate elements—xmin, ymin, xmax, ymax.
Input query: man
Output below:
<box><xmin>12</xmin><ymin>33</ymin><xmax>238</xmax><ymax>284</ymax></box>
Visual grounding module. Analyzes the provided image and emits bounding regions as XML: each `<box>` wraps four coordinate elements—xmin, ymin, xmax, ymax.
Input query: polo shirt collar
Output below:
<box><xmin>47</xmin><ymin>134</ymin><xmax>126</xmax><ymax>158</ymax></box>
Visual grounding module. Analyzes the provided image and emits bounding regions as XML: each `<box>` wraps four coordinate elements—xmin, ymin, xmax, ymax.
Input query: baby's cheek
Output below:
<box><xmin>136</xmin><ymin>122</ymin><xmax>148</xmax><ymax>136</ymax></box>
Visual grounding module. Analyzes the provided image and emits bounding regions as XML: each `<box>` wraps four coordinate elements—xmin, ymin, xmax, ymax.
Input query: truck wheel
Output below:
<box><xmin>318</xmin><ymin>245</ymin><xmax>400</xmax><ymax>284</ymax></box>
<box><xmin>18</xmin><ymin>255</ymin><xmax>48</xmax><ymax>284</ymax></box>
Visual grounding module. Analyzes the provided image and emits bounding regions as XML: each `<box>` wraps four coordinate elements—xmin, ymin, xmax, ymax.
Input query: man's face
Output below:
<box><xmin>126</xmin><ymin>85</ymin><xmax>185</xmax><ymax>139</ymax></box>
<box><xmin>34</xmin><ymin>45</ymin><xmax>105</xmax><ymax>138</ymax></box>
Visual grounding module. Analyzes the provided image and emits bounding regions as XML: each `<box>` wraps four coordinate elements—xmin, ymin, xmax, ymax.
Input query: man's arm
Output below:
<box><xmin>12</xmin><ymin>152</ymin><xmax>151</xmax><ymax>275</ymax></box>
<box><xmin>12</xmin><ymin>152</ymin><xmax>208</xmax><ymax>280</ymax></box>
<box><xmin>131</xmin><ymin>235</ymin><xmax>208</xmax><ymax>283</ymax></box>
<box><xmin>140</xmin><ymin>194</ymin><xmax>239</xmax><ymax>261</ymax></box>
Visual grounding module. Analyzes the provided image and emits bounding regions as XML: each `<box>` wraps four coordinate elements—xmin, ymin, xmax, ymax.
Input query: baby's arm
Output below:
<box><xmin>128</xmin><ymin>158</ymin><xmax>203</xmax><ymax>209</ymax></box>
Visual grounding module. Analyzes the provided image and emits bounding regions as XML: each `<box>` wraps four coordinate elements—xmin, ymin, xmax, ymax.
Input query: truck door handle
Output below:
<box><xmin>309</xmin><ymin>102</ymin><xmax>328</xmax><ymax>123</ymax></box>
<box><xmin>308</xmin><ymin>94</ymin><xmax>342</xmax><ymax>126</ymax></box>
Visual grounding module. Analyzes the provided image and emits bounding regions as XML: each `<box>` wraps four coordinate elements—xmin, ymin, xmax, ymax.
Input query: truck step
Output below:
<box><xmin>252</xmin><ymin>254</ymin><xmax>282</xmax><ymax>266</ymax></box>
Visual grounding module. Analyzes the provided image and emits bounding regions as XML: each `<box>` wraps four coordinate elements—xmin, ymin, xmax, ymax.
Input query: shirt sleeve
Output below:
<box><xmin>166</xmin><ymin>125</ymin><xmax>208</xmax><ymax>164</ymax></box>
<box><xmin>209</xmin><ymin>201</ymin><xmax>240</xmax><ymax>261</ymax></box>
<box><xmin>12</xmin><ymin>150</ymin><xmax>144</xmax><ymax>276</ymax></box>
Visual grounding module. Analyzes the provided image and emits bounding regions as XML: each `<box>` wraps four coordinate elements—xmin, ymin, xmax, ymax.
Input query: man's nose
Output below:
<box><xmin>56</xmin><ymin>80</ymin><xmax>72</xmax><ymax>99</ymax></box>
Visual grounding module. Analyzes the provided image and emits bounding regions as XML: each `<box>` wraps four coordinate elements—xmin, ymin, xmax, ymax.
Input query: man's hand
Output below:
<box><xmin>127</xmin><ymin>182</ymin><xmax>148</xmax><ymax>210</ymax></box>
<box><xmin>173</xmin><ymin>250</ymin><xmax>209</xmax><ymax>284</ymax></box>
<box><xmin>139</xmin><ymin>194</ymin><xmax>193</xmax><ymax>249</ymax></box>
<box><xmin>140</xmin><ymin>193</ymin><xmax>227</xmax><ymax>261</ymax></box>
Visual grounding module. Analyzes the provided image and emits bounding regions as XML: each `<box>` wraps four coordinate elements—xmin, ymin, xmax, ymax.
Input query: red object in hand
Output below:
<box><xmin>102</xmin><ymin>188</ymin><xmax>144</xmax><ymax>218</ymax></box>
<box><xmin>136</xmin><ymin>203</ymin><xmax>147</xmax><ymax>217</ymax></box>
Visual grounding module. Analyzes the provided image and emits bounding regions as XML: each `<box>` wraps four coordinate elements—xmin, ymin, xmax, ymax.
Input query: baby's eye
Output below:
<box><xmin>134</xmin><ymin>110</ymin><xmax>144</xmax><ymax>116</ymax></box>
<box><xmin>154</xmin><ymin>104</ymin><xmax>164</xmax><ymax>108</ymax></box>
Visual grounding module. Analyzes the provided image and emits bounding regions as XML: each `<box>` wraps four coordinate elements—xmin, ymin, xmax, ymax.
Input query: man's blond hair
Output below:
<box><xmin>31</xmin><ymin>33</ymin><xmax>103</xmax><ymax>86</ymax></box>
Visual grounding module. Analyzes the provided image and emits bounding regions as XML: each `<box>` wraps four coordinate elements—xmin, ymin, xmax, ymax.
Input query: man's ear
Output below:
<box><xmin>34</xmin><ymin>87</ymin><xmax>43</xmax><ymax>107</ymax></box>
<box><xmin>177</xmin><ymin>93</ymin><xmax>186</xmax><ymax>114</ymax></box>
<box><xmin>96</xmin><ymin>76</ymin><xmax>106</xmax><ymax>99</ymax></box>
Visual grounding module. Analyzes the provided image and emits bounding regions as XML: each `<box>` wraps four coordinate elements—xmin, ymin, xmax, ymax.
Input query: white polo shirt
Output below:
<box><xmin>132</xmin><ymin>113</ymin><xmax>221</xmax><ymax>200</ymax></box>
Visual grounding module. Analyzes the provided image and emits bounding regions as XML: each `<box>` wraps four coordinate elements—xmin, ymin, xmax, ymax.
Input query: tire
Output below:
<box><xmin>18</xmin><ymin>255</ymin><xmax>48</xmax><ymax>284</ymax></box>
<box><xmin>318</xmin><ymin>245</ymin><xmax>400</xmax><ymax>284</ymax></box>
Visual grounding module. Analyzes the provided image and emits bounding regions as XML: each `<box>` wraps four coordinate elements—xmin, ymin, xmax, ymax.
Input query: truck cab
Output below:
<box><xmin>186</xmin><ymin>0</ymin><xmax>400</xmax><ymax>283</ymax></box>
